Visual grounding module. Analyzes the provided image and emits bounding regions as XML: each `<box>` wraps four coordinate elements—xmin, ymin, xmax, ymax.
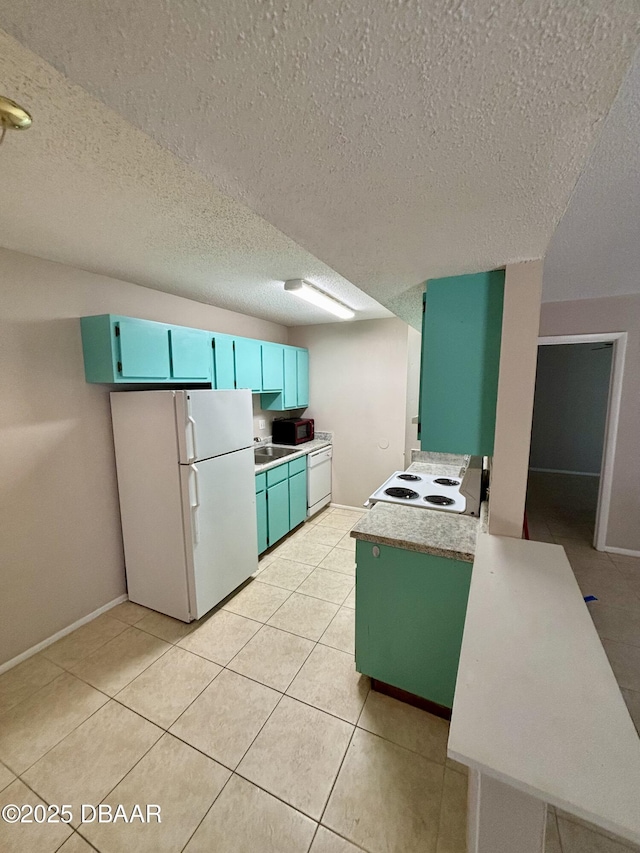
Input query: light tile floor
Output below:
<box><xmin>527</xmin><ymin>472</ymin><xmax>640</xmax><ymax>853</ymax></box>
<box><xmin>5</xmin><ymin>488</ymin><xmax>639</xmax><ymax>853</ymax></box>
<box><xmin>0</xmin><ymin>505</ymin><xmax>466</xmax><ymax>853</ymax></box>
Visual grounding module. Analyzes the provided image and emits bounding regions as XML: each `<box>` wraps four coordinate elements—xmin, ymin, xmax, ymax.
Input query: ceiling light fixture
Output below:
<box><xmin>0</xmin><ymin>96</ymin><xmax>32</xmax><ymax>146</ymax></box>
<box><xmin>284</xmin><ymin>279</ymin><xmax>355</xmax><ymax>320</ymax></box>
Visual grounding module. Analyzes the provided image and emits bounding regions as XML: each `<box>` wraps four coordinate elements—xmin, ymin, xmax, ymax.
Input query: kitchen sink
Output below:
<box><xmin>254</xmin><ymin>445</ymin><xmax>298</xmax><ymax>464</ymax></box>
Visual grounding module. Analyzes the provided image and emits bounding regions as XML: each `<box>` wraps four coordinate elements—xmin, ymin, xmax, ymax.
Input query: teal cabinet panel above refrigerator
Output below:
<box><xmin>419</xmin><ymin>269</ymin><xmax>504</xmax><ymax>455</ymax></box>
<box><xmin>169</xmin><ymin>327</ymin><xmax>211</xmax><ymax>381</ymax></box>
<box><xmin>80</xmin><ymin>315</ymin><xmax>308</xmax><ymax>400</ymax></box>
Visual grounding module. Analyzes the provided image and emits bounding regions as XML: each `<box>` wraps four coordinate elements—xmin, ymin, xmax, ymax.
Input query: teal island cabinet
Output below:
<box><xmin>255</xmin><ymin>455</ymin><xmax>308</xmax><ymax>553</ymax></box>
<box><xmin>419</xmin><ymin>269</ymin><xmax>504</xmax><ymax>456</ymax></box>
<box><xmin>355</xmin><ymin>540</ymin><xmax>472</xmax><ymax>711</ymax></box>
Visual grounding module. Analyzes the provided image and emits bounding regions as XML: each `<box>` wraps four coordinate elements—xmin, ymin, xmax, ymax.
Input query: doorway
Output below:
<box><xmin>525</xmin><ymin>332</ymin><xmax>626</xmax><ymax>551</ymax></box>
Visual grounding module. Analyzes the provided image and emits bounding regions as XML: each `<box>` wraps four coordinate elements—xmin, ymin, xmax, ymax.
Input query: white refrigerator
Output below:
<box><xmin>110</xmin><ymin>389</ymin><xmax>257</xmax><ymax>622</ymax></box>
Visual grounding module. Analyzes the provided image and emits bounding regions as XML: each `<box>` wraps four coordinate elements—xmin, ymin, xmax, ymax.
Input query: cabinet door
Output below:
<box><xmin>262</xmin><ymin>344</ymin><xmax>284</xmax><ymax>392</ymax></box>
<box><xmin>283</xmin><ymin>347</ymin><xmax>298</xmax><ymax>408</ymax></box>
<box><xmin>170</xmin><ymin>328</ymin><xmax>211</xmax><ymax>381</ymax></box>
<box><xmin>288</xmin><ymin>469</ymin><xmax>307</xmax><ymax>529</ymax></box>
<box><xmin>267</xmin><ymin>479</ymin><xmax>289</xmax><ymax>546</ymax></box>
<box><xmin>212</xmin><ymin>335</ymin><xmax>235</xmax><ymax>390</ymax></box>
<box><xmin>234</xmin><ymin>338</ymin><xmax>262</xmax><ymax>392</ymax></box>
<box><xmin>355</xmin><ymin>541</ymin><xmax>471</xmax><ymax>709</ymax></box>
<box><xmin>420</xmin><ymin>270</ymin><xmax>504</xmax><ymax>455</ymax></box>
<box><xmin>296</xmin><ymin>349</ymin><xmax>309</xmax><ymax>408</ymax></box>
<box><xmin>256</xmin><ymin>489</ymin><xmax>268</xmax><ymax>554</ymax></box>
<box><xmin>118</xmin><ymin>318</ymin><xmax>171</xmax><ymax>380</ymax></box>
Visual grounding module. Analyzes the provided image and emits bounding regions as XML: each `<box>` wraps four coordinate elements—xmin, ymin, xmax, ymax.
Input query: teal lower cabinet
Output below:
<box><xmin>255</xmin><ymin>456</ymin><xmax>309</xmax><ymax>552</ymax></box>
<box><xmin>255</xmin><ymin>473</ymin><xmax>268</xmax><ymax>555</ymax></box>
<box><xmin>266</xmin><ymin>479</ymin><xmax>290</xmax><ymax>546</ymax></box>
<box><xmin>289</xmin><ymin>469</ymin><xmax>307</xmax><ymax>529</ymax></box>
<box><xmin>355</xmin><ymin>540</ymin><xmax>472</xmax><ymax>709</ymax></box>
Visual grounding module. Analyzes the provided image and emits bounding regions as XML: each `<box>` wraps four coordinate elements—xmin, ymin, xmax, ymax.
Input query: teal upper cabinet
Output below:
<box><xmin>169</xmin><ymin>327</ymin><xmax>211</xmax><ymax>381</ymax></box>
<box><xmin>266</xmin><ymin>478</ymin><xmax>290</xmax><ymax>545</ymax></box>
<box><xmin>420</xmin><ymin>270</ymin><xmax>504</xmax><ymax>456</ymax></box>
<box><xmin>283</xmin><ymin>347</ymin><xmax>298</xmax><ymax>408</ymax></box>
<box><xmin>261</xmin><ymin>346</ymin><xmax>310</xmax><ymax>411</ymax></box>
<box><xmin>261</xmin><ymin>343</ymin><xmax>284</xmax><ymax>392</ymax></box>
<box><xmin>211</xmin><ymin>334</ymin><xmax>235</xmax><ymax>390</ymax></box>
<box><xmin>81</xmin><ymin>315</ymin><xmax>170</xmax><ymax>383</ymax></box>
<box><xmin>81</xmin><ymin>315</ymin><xmax>214</xmax><ymax>384</ymax></box>
<box><xmin>80</xmin><ymin>315</ymin><xmax>308</xmax><ymax>401</ymax></box>
<box><xmin>234</xmin><ymin>337</ymin><xmax>263</xmax><ymax>392</ymax></box>
<box><xmin>296</xmin><ymin>349</ymin><xmax>309</xmax><ymax>408</ymax></box>
<box><xmin>119</xmin><ymin>318</ymin><xmax>171</xmax><ymax>379</ymax></box>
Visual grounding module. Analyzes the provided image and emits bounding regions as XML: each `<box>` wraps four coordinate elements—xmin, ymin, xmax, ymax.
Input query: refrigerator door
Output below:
<box><xmin>180</xmin><ymin>445</ymin><xmax>258</xmax><ymax>618</ymax></box>
<box><xmin>175</xmin><ymin>389</ymin><xmax>253</xmax><ymax>463</ymax></box>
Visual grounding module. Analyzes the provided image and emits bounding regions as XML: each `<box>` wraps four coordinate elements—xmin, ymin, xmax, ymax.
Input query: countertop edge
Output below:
<box><xmin>351</xmin><ymin>528</ymin><xmax>475</xmax><ymax>563</ymax></box>
<box><xmin>254</xmin><ymin>439</ymin><xmax>331</xmax><ymax>474</ymax></box>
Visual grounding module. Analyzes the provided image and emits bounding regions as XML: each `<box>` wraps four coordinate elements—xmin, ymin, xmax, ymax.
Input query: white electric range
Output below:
<box><xmin>367</xmin><ymin>470</ymin><xmax>467</xmax><ymax>513</ymax></box>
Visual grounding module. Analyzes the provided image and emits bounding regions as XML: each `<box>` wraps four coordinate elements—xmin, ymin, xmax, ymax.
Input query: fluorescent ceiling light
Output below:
<box><xmin>284</xmin><ymin>279</ymin><xmax>355</xmax><ymax>320</ymax></box>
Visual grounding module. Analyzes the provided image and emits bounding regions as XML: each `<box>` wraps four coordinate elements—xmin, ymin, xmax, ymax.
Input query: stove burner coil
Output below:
<box><xmin>385</xmin><ymin>487</ymin><xmax>419</xmax><ymax>500</ymax></box>
<box><xmin>433</xmin><ymin>478</ymin><xmax>460</xmax><ymax>487</ymax></box>
<box><xmin>397</xmin><ymin>474</ymin><xmax>421</xmax><ymax>482</ymax></box>
<box><xmin>424</xmin><ymin>495</ymin><xmax>455</xmax><ymax>506</ymax></box>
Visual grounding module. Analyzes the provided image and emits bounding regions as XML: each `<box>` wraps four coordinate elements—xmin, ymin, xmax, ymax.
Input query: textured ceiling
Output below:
<box><xmin>544</xmin><ymin>49</ymin><xmax>640</xmax><ymax>303</ymax></box>
<box><xmin>0</xmin><ymin>32</ymin><xmax>391</xmax><ymax>326</ymax></box>
<box><xmin>1</xmin><ymin>2</ymin><xmax>639</xmax><ymax>329</ymax></box>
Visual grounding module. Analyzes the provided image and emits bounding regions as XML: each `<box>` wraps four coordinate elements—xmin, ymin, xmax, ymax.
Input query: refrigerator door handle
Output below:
<box><xmin>190</xmin><ymin>464</ymin><xmax>200</xmax><ymax>544</ymax></box>
<box><xmin>187</xmin><ymin>415</ymin><xmax>198</xmax><ymax>463</ymax></box>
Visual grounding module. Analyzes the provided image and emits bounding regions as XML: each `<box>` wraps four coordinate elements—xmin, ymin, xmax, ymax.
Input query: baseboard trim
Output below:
<box><xmin>0</xmin><ymin>593</ymin><xmax>128</xmax><ymax>676</ymax></box>
<box><xmin>330</xmin><ymin>503</ymin><xmax>368</xmax><ymax>512</ymax></box>
<box><xmin>371</xmin><ymin>679</ymin><xmax>452</xmax><ymax>721</ymax></box>
<box><xmin>604</xmin><ymin>546</ymin><xmax>640</xmax><ymax>559</ymax></box>
<box><xmin>529</xmin><ymin>468</ymin><xmax>600</xmax><ymax>477</ymax></box>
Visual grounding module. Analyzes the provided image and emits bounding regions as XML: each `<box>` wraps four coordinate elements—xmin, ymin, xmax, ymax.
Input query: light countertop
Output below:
<box><xmin>254</xmin><ymin>437</ymin><xmax>331</xmax><ymax>474</ymax></box>
<box><xmin>350</xmin><ymin>456</ymin><xmax>486</xmax><ymax>562</ymax></box>
<box><xmin>449</xmin><ymin>534</ymin><xmax>640</xmax><ymax>846</ymax></box>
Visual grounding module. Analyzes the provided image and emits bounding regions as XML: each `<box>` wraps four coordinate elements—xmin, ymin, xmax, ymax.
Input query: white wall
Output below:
<box><xmin>539</xmin><ymin>294</ymin><xmax>640</xmax><ymax>553</ymax></box>
<box><xmin>0</xmin><ymin>248</ymin><xmax>288</xmax><ymax>666</ymax></box>
<box><xmin>489</xmin><ymin>261</ymin><xmax>543</xmax><ymax>539</ymax></box>
<box><xmin>529</xmin><ymin>343</ymin><xmax>612</xmax><ymax>475</ymax></box>
<box><xmin>289</xmin><ymin>319</ymin><xmax>410</xmax><ymax>509</ymax></box>
<box><xmin>404</xmin><ymin>326</ymin><xmax>422</xmax><ymax>467</ymax></box>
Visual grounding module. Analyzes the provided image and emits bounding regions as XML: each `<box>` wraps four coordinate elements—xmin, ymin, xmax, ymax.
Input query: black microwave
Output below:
<box><xmin>272</xmin><ymin>417</ymin><xmax>315</xmax><ymax>445</ymax></box>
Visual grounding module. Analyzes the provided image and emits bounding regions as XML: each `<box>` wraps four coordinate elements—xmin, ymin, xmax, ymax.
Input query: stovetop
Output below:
<box><xmin>368</xmin><ymin>471</ymin><xmax>466</xmax><ymax>513</ymax></box>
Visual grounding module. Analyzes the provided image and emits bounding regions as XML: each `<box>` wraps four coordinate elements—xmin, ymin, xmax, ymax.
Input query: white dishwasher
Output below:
<box><xmin>307</xmin><ymin>446</ymin><xmax>332</xmax><ymax>517</ymax></box>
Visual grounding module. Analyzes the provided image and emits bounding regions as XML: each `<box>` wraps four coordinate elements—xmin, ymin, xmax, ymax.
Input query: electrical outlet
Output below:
<box><xmin>258</xmin><ymin>419</ymin><xmax>266</xmax><ymax>430</ymax></box>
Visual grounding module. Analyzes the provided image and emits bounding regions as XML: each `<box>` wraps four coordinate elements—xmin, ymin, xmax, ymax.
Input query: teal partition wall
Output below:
<box><xmin>420</xmin><ymin>269</ymin><xmax>504</xmax><ymax>455</ymax></box>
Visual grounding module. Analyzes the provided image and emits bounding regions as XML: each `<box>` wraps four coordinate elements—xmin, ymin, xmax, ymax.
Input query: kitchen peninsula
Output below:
<box><xmin>351</xmin><ymin>453</ymin><xmax>487</xmax><ymax>715</ymax></box>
